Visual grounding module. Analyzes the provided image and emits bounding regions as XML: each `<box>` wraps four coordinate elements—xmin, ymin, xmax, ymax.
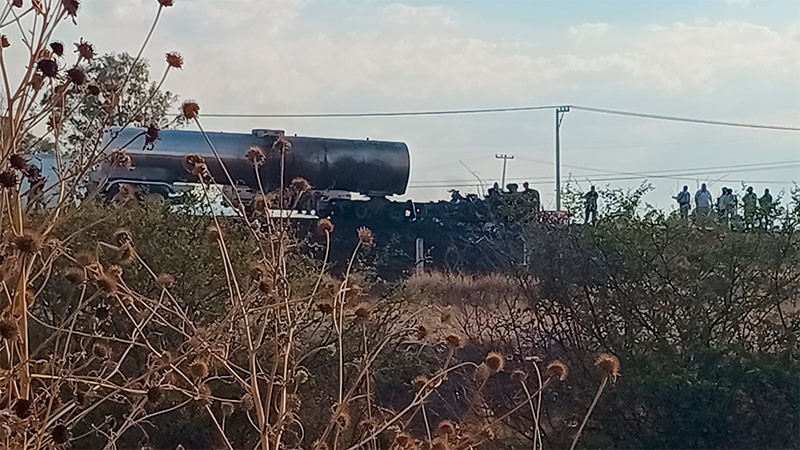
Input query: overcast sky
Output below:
<box><xmin>52</xmin><ymin>0</ymin><xmax>800</xmax><ymax>209</ymax></box>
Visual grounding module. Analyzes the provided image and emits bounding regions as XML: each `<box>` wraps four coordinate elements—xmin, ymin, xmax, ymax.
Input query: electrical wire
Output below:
<box><xmin>570</xmin><ymin>105</ymin><xmax>800</xmax><ymax>132</ymax></box>
<box><xmin>410</xmin><ymin>159</ymin><xmax>800</xmax><ymax>186</ymax></box>
<box><xmin>198</xmin><ymin>105</ymin><xmax>559</xmax><ymax>118</ymax></box>
<box><xmin>198</xmin><ymin>104</ymin><xmax>800</xmax><ymax>131</ymax></box>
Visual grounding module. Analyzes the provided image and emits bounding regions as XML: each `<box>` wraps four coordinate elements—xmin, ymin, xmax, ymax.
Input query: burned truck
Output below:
<box><xmin>94</xmin><ymin>127</ymin><xmax>413</xmax><ymax>220</ymax></box>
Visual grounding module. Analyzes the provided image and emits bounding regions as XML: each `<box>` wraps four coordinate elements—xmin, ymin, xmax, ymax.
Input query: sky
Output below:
<box><xmin>39</xmin><ymin>0</ymin><xmax>800</xmax><ymax>210</ymax></box>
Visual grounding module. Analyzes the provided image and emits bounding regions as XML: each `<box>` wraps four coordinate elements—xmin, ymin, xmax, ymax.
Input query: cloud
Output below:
<box><xmin>382</xmin><ymin>3</ymin><xmax>455</xmax><ymax>27</ymax></box>
<box><xmin>569</xmin><ymin>22</ymin><xmax>611</xmax><ymax>38</ymax></box>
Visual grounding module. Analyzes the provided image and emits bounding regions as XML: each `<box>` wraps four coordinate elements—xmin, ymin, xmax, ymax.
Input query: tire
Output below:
<box><xmin>354</xmin><ymin>203</ymin><xmax>372</xmax><ymax>221</ymax></box>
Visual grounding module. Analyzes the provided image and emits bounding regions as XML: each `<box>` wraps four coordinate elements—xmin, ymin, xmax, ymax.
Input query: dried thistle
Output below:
<box><xmin>109</xmin><ymin>151</ymin><xmax>133</xmax><ymax>170</ymax></box>
<box><xmin>157</xmin><ymin>273</ymin><xmax>175</xmax><ymax>289</ymax></box>
<box><xmin>94</xmin><ymin>306</ymin><xmax>110</xmax><ymax>321</ymax></box>
<box><xmin>595</xmin><ymin>353</ymin><xmax>620</xmax><ymax>381</ymax></box>
<box><xmin>12</xmin><ymin>0</ymin><xmax>22</xmax><ymax>7</ymax></box>
<box><xmin>113</xmin><ymin>228</ymin><xmax>133</xmax><ymax>246</ymax></box>
<box><xmin>317</xmin><ymin>302</ymin><xmax>334</xmax><ymax>315</ymax></box>
<box><xmin>75</xmin><ymin>251</ymin><xmax>96</xmax><ymax>267</ymax></box>
<box><xmin>336</xmin><ymin>410</ymin><xmax>351</xmax><ymax>429</ymax></box>
<box><xmin>107</xmin><ymin>264</ymin><xmax>123</xmax><ymax>278</ymax></box>
<box><xmin>13</xmin><ymin>231</ymin><xmax>43</xmax><ymax>254</ymax></box>
<box><xmin>546</xmin><ymin>360</ymin><xmax>568</xmax><ymax>381</ymax></box>
<box><xmin>317</xmin><ymin>218</ymin><xmax>334</xmax><ymax>233</ymax></box>
<box><xmin>165</xmin><ymin>51</ymin><xmax>183</xmax><ymax>69</ymax></box>
<box><xmin>286</xmin><ymin>394</ymin><xmax>301</xmax><ymax>412</ymax></box>
<box><xmin>75</xmin><ymin>39</ymin><xmax>94</xmax><ymax>60</ymax></box>
<box><xmin>50</xmin><ymin>41</ymin><xmax>64</xmax><ymax>56</ymax></box>
<box><xmin>92</xmin><ymin>343</ymin><xmax>110</xmax><ymax>359</ymax></box>
<box><xmin>246</xmin><ymin>146</ymin><xmax>265</xmax><ymax>167</ymax></box>
<box><xmin>10</xmin><ymin>154</ymin><xmax>28</xmax><ymax>170</ymax></box>
<box><xmin>147</xmin><ymin>385</ymin><xmax>163</xmax><ymax>403</ymax></box>
<box><xmin>445</xmin><ymin>333</ymin><xmax>464</xmax><ymax>349</ymax></box>
<box><xmin>184</xmin><ymin>154</ymin><xmax>207</xmax><ymax>177</ymax></box>
<box><xmin>87</xmin><ymin>84</ymin><xmax>100</xmax><ymax>96</ymax></box>
<box><xmin>145</xmin><ymin>124</ymin><xmax>159</xmax><ymax>145</ymax></box>
<box><xmin>0</xmin><ymin>171</ymin><xmax>17</xmax><ymax>188</ymax></box>
<box><xmin>96</xmin><ymin>275</ymin><xmax>117</xmax><ymax>294</ymax></box>
<box><xmin>357</xmin><ymin>226</ymin><xmax>374</xmax><ymax>246</ymax></box>
<box><xmin>182</xmin><ymin>100</ymin><xmax>200</xmax><ymax>120</ymax></box>
<box><xmin>1</xmin><ymin>35</ymin><xmax>9</xmax><ymax>48</ymax></box>
<box><xmin>37</xmin><ymin>59</ymin><xmax>58</xmax><ymax>77</ymax></box>
<box><xmin>411</xmin><ymin>374</ymin><xmax>429</xmax><ymax>392</ymax></box>
<box><xmin>51</xmin><ymin>424</ymin><xmax>70</xmax><ymax>444</ymax></box>
<box><xmin>436</xmin><ymin>420</ymin><xmax>455</xmax><ymax>437</ymax></box>
<box><xmin>354</xmin><ymin>303</ymin><xmax>371</xmax><ymax>320</ymax></box>
<box><xmin>62</xmin><ymin>0</ymin><xmax>80</xmax><ymax>17</ymax></box>
<box><xmin>190</xmin><ymin>360</ymin><xmax>209</xmax><ymax>379</ymax></box>
<box><xmin>271</xmin><ymin>136</ymin><xmax>292</xmax><ymax>153</ymax></box>
<box><xmin>291</xmin><ymin>177</ymin><xmax>311</xmax><ymax>192</ymax></box>
<box><xmin>14</xmin><ymin>398</ymin><xmax>30</xmax><ymax>418</ymax></box>
<box><xmin>0</xmin><ymin>319</ymin><xmax>17</xmax><ymax>340</ymax></box>
<box><xmin>67</xmin><ymin>67</ymin><xmax>85</xmax><ymax>85</ymax></box>
<box><xmin>485</xmin><ymin>352</ymin><xmax>505</xmax><ymax>373</ymax></box>
<box><xmin>158</xmin><ymin>0</ymin><xmax>174</xmax><ymax>6</ymax></box>
<box><xmin>416</xmin><ymin>324</ymin><xmax>428</xmax><ymax>340</ymax></box>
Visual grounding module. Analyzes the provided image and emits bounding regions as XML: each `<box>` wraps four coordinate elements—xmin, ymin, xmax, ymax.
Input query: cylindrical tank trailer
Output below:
<box><xmin>95</xmin><ymin>127</ymin><xmax>411</xmax><ymax>199</ymax></box>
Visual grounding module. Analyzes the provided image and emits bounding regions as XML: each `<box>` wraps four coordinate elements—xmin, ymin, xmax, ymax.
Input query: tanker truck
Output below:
<box><xmin>89</xmin><ymin>126</ymin><xmax>414</xmax><ymax>221</ymax></box>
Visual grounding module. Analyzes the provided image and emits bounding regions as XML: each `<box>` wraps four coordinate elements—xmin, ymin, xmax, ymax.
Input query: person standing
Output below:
<box><xmin>695</xmin><ymin>183</ymin><xmax>713</xmax><ymax>217</ymax></box>
<box><xmin>674</xmin><ymin>186</ymin><xmax>691</xmax><ymax>219</ymax></box>
<box><xmin>742</xmin><ymin>186</ymin><xmax>758</xmax><ymax>230</ymax></box>
<box><xmin>717</xmin><ymin>187</ymin><xmax>730</xmax><ymax>221</ymax></box>
<box><xmin>759</xmin><ymin>188</ymin><xmax>774</xmax><ymax>230</ymax></box>
<box><xmin>584</xmin><ymin>186</ymin><xmax>599</xmax><ymax>225</ymax></box>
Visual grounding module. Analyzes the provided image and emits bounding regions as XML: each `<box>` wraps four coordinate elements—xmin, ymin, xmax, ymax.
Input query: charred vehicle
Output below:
<box><xmin>94</xmin><ymin>127</ymin><xmax>414</xmax><ymax>221</ymax></box>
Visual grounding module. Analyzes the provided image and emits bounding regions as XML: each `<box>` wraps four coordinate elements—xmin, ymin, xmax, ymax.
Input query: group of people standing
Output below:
<box><xmin>674</xmin><ymin>183</ymin><xmax>775</xmax><ymax>229</ymax></box>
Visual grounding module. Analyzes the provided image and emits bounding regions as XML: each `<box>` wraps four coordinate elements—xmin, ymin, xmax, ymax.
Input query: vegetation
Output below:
<box><xmin>0</xmin><ymin>2</ymin><xmax>796</xmax><ymax>450</ymax></box>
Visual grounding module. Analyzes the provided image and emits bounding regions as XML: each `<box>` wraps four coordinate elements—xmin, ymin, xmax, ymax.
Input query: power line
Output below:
<box><xmin>407</xmin><ymin>164</ymin><xmax>800</xmax><ymax>188</ymax></box>
<box><xmin>570</xmin><ymin>105</ymin><xmax>800</xmax><ymax>132</ymax></box>
<box><xmin>407</xmin><ymin>176</ymin><xmax>798</xmax><ymax>190</ymax></box>
<box><xmin>199</xmin><ymin>105</ymin><xmax>559</xmax><ymax>118</ymax></box>
<box><xmin>410</xmin><ymin>158</ymin><xmax>800</xmax><ymax>185</ymax></box>
<box><xmin>197</xmin><ymin>104</ymin><xmax>800</xmax><ymax>131</ymax></box>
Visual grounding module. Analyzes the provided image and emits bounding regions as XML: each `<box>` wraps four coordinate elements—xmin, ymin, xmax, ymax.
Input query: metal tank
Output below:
<box><xmin>96</xmin><ymin>127</ymin><xmax>410</xmax><ymax>197</ymax></box>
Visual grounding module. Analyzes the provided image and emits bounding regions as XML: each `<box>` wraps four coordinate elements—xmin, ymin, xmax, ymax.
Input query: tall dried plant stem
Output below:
<box><xmin>569</xmin><ymin>376</ymin><xmax>609</xmax><ymax>450</ymax></box>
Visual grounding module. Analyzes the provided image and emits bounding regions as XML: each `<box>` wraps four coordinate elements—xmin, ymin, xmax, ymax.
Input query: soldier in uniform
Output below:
<box><xmin>742</xmin><ymin>186</ymin><xmax>758</xmax><ymax>230</ymax></box>
<box><xmin>584</xmin><ymin>185</ymin><xmax>598</xmax><ymax>225</ymax></box>
<box><xmin>725</xmin><ymin>188</ymin><xmax>738</xmax><ymax>228</ymax></box>
<box><xmin>522</xmin><ymin>181</ymin><xmax>541</xmax><ymax>212</ymax></box>
<box><xmin>716</xmin><ymin>187</ymin><xmax>730</xmax><ymax>222</ymax></box>
<box><xmin>673</xmin><ymin>185</ymin><xmax>691</xmax><ymax>219</ymax></box>
<box><xmin>488</xmin><ymin>182</ymin><xmax>500</xmax><ymax>197</ymax></box>
<box><xmin>759</xmin><ymin>188</ymin><xmax>774</xmax><ymax>230</ymax></box>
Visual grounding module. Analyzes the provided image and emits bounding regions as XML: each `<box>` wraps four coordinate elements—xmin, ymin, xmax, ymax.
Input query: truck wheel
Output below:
<box><xmin>354</xmin><ymin>203</ymin><xmax>372</xmax><ymax>220</ymax></box>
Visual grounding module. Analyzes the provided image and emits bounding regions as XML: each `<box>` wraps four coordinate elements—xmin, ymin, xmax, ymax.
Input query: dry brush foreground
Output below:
<box><xmin>0</xmin><ymin>2</ymin><xmax>617</xmax><ymax>449</ymax></box>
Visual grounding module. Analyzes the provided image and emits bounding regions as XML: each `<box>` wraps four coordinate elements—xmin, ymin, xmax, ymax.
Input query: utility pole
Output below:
<box><xmin>495</xmin><ymin>154</ymin><xmax>514</xmax><ymax>188</ymax></box>
<box><xmin>555</xmin><ymin>105</ymin><xmax>570</xmax><ymax>210</ymax></box>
